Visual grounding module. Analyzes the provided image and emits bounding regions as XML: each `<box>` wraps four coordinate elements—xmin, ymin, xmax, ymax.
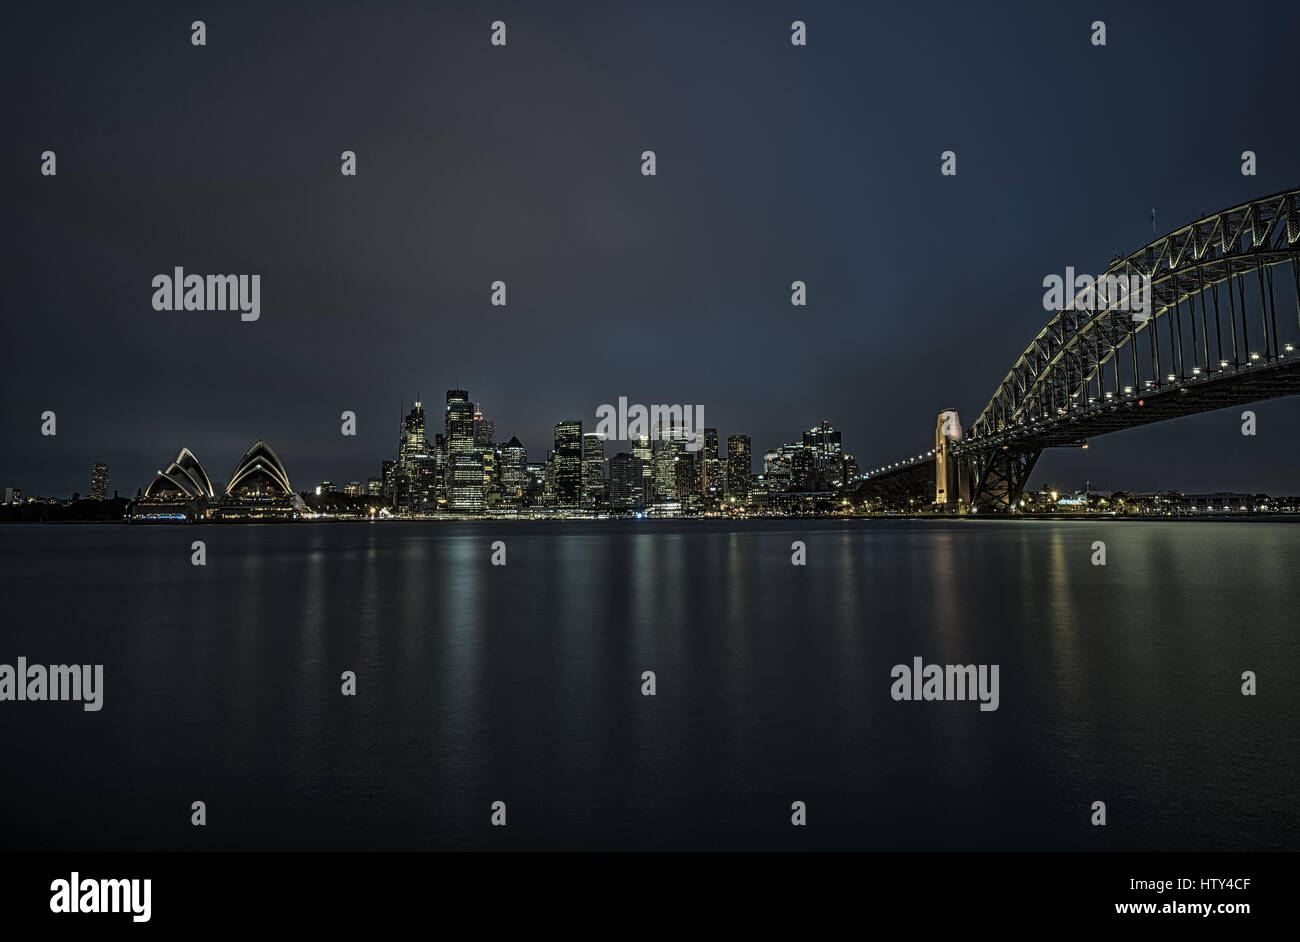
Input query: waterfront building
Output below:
<box><xmin>553</xmin><ymin>421</ymin><xmax>583</xmax><ymax>507</ymax></box>
<box><xmin>90</xmin><ymin>461</ymin><xmax>109</xmax><ymax>501</ymax></box>
<box><xmin>608</xmin><ymin>452</ymin><xmax>644</xmax><ymax>509</ymax></box>
<box><xmin>726</xmin><ymin>434</ymin><xmax>752</xmax><ymax>502</ymax></box>
<box><xmin>582</xmin><ymin>432</ymin><xmax>606</xmax><ymax>508</ymax></box>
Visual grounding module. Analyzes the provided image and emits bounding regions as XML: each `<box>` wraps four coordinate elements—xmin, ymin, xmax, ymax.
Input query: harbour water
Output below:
<box><xmin>0</xmin><ymin>519</ymin><xmax>1294</xmax><ymax>850</ymax></box>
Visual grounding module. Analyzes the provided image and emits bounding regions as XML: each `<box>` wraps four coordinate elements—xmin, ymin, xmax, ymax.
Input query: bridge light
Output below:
<box><xmin>1167</xmin><ymin>374</ymin><xmax>1176</xmax><ymax>381</ymax></box>
<box><xmin>1123</xmin><ymin>386</ymin><xmax>1133</xmax><ymax>394</ymax></box>
<box><xmin>1192</xmin><ymin>367</ymin><xmax>1201</xmax><ymax>375</ymax></box>
<box><xmin>1286</xmin><ymin>344</ymin><xmax>1295</xmax><ymax>353</ymax></box>
<box><xmin>1250</xmin><ymin>352</ymin><xmax>1261</xmax><ymax>361</ymax></box>
<box><xmin>1219</xmin><ymin>360</ymin><xmax>1229</xmax><ymax>368</ymax></box>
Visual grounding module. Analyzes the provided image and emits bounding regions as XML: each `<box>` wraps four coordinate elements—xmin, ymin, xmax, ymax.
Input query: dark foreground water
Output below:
<box><xmin>0</xmin><ymin>519</ymin><xmax>1295</xmax><ymax>851</ymax></box>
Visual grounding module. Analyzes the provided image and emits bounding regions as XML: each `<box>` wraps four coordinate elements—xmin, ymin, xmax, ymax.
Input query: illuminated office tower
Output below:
<box><xmin>396</xmin><ymin>400</ymin><xmax>428</xmax><ymax>513</ymax></box>
<box><xmin>674</xmin><ymin>452</ymin><xmax>697</xmax><ymax>501</ymax></box>
<box><xmin>803</xmin><ymin>420</ymin><xmax>844</xmax><ymax>487</ymax></box>
<box><xmin>89</xmin><ymin>461</ymin><xmax>109</xmax><ymax>500</ymax></box>
<box><xmin>553</xmin><ymin>420</ymin><xmax>583</xmax><ymax>507</ymax></box>
<box><xmin>726</xmin><ymin>434</ymin><xmax>751</xmax><ymax>502</ymax></box>
<box><xmin>473</xmin><ymin>405</ymin><xmax>494</xmax><ymax>449</ymax></box>
<box><xmin>803</xmin><ymin>420</ymin><xmax>842</xmax><ymax>464</ymax></box>
<box><xmin>480</xmin><ymin>448</ymin><xmax>498</xmax><ymax>507</ymax></box>
<box><xmin>445</xmin><ymin>390</ymin><xmax>481</xmax><ymax>511</ymax></box>
<box><xmin>448</xmin><ymin>451</ymin><xmax>484</xmax><ymax>511</ymax></box>
<box><xmin>632</xmin><ymin>434</ymin><xmax>654</xmax><ymax>505</ymax></box>
<box><xmin>699</xmin><ymin>428</ymin><xmax>721</xmax><ymax>499</ymax></box>
<box><xmin>542</xmin><ymin>451</ymin><xmax>555</xmax><ymax>505</ymax></box>
<box><xmin>767</xmin><ymin>441</ymin><xmax>812</xmax><ymax>490</ymax></box>
<box><xmin>762</xmin><ymin>448</ymin><xmax>792</xmax><ymax>489</ymax></box>
<box><xmin>652</xmin><ymin>418</ymin><xmax>685</xmax><ymax>501</ymax></box>
<box><xmin>501</xmin><ymin>436</ymin><xmax>527</xmax><ymax>504</ymax></box>
<box><xmin>406</xmin><ymin>451</ymin><xmax>438</xmax><ymax>513</ymax></box>
<box><xmin>651</xmin><ymin>439</ymin><xmax>675</xmax><ymax>501</ymax></box>
<box><xmin>525</xmin><ymin>461</ymin><xmax>545</xmax><ymax>506</ymax></box>
<box><xmin>582</xmin><ymin>432</ymin><xmax>606</xmax><ymax>507</ymax></box>
<box><xmin>608</xmin><ymin>452</ymin><xmax>644</xmax><ymax>509</ymax></box>
<box><xmin>433</xmin><ymin>432</ymin><xmax>447</xmax><ymax>501</ymax></box>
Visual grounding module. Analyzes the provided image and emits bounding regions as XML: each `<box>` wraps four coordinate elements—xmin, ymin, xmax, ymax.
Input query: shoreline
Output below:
<box><xmin>6</xmin><ymin>513</ymin><xmax>1300</xmax><ymax>526</ymax></box>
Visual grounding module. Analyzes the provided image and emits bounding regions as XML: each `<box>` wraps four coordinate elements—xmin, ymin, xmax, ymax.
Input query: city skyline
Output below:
<box><xmin>6</xmin><ymin>383</ymin><xmax>1300</xmax><ymax>502</ymax></box>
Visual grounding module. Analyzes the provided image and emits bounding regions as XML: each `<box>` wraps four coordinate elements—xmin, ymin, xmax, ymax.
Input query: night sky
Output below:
<box><xmin>3</xmin><ymin>0</ymin><xmax>1298</xmax><ymax>497</ymax></box>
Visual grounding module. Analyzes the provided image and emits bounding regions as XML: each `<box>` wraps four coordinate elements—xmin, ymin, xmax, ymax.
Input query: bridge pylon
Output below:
<box><xmin>934</xmin><ymin>409</ymin><xmax>970</xmax><ymax>511</ymax></box>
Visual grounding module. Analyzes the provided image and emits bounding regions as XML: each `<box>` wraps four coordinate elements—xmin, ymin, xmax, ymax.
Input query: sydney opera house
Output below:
<box><xmin>129</xmin><ymin>440</ymin><xmax>306</xmax><ymax>522</ymax></box>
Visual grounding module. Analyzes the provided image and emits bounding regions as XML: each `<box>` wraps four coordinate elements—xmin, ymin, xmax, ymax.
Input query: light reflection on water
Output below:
<box><xmin>0</xmin><ymin>519</ymin><xmax>1294</xmax><ymax>850</ymax></box>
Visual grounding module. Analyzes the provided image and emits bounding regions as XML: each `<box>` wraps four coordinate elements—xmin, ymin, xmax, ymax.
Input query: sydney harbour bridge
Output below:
<box><xmin>855</xmin><ymin>188</ymin><xmax>1300</xmax><ymax>513</ymax></box>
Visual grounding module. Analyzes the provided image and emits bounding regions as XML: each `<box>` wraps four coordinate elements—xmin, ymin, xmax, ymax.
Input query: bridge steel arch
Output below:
<box><xmin>956</xmin><ymin>189</ymin><xmax>1300</xmax><ymax>512</ymax></box>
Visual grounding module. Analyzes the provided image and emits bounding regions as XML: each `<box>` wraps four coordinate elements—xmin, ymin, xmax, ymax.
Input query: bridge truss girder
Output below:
<box><xmin>966</xmin><ymin>447</ymin><xmax>1041</xmax><ymax>514</ymax></box>
<box><xmin>969</xmin><ymin>189</ymin><xmax>1300</xmax><ymax>445</ymax></box>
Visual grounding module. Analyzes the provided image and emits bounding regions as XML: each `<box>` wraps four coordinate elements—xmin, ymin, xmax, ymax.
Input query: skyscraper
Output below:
<box><xmin>445</xmin><ymin>389</ymin><xmax>481</xmax><ymax>511</ymax></box>
<box><xmin>699</xmin><ymin>428</ymin><xmax>721</xmax><ymax>499</ymax></box>
<box><xmin>89</xmin><ymin>461</ymin><xmax>109</xmax><ymax>501</ymax></box>
<box><xmin>803</xmin><ymin>420</ymin><xmax>844</xmax><ymax>488</ymax></box>
<box><xmin>582</xmin><ymin>432</ymin><xmax>606</xmax><ymax>508</ymax></box>
<box><xmin>480</xmin><ymin>447</ymin><xmax>498</xmax><ymax>507</ymax></box>
<box><xmin>608</xmin><ymin>452</ymin><xmax>644</xmax><ymax>509</ymax></box>
<box><xmin>553</xmin><ymin>420</ymin><xmax>583</xmax><ymax>506</ymax></box>
<box><xmin>473</xmin><ymin>405</ymin><xmax>494</xmax><ymax>449</ymax></box>
<box><xmin>526</xmin><ymin>461</ymin><xmax>545</xmax><ymax>506</ymax></box>
<box><xmin>445</xmin><ymin>390</ymin><xmax>474</xmax><ymax>451</ymax></box>
<box><xmin>674</xmin><ymin>451</ymin><xmax>698</xmax><ymax>501</ymax></box>
<box><xmin>803</xmin><ymin>420</ymin><xmax>843</xmax><ymax>463</ymax></box>
<box><xmin>763</xmin><ymin>448</ymin><xmax>793</xmax><ymax>489</ymax></box>
<box><xmin>501</xmin><ymin>436</ymin><xmax>527</xmax><ymax>504</ymax></box>
<box><xmin>396</xmin><ymin>400</ymin><xmax>432</xmax><ymax>513</ymax></box>
<box><xmin>633</xmin><ymin>434</ymin><xmax>654</xmax><ymax>507</ymax></box>
<box><xmin>652</xmin><ymin>434</ymin><xmax>684</xmax><ymax>502</ymax></box>
<box><xmin>542</xmin><ymin>451</ymin><xmax>555</xmax><ymax>505</ymax></box>
<box><xmin>726</xmin><ymin>434</ymin><xmax>751</xmax><ymax>502</ymax></box>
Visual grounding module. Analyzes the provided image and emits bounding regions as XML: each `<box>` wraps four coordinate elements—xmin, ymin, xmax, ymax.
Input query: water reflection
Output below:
<box><xmin>0</xmin><ymin>519</ymin><xmax>1294</xmax><ymax>851</ymax></box>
